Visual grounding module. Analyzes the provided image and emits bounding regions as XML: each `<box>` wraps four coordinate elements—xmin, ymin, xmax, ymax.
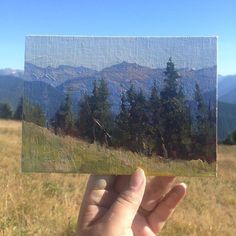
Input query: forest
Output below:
<box><xmin>3</xmin><ymin>58</ymin><xmax>217</xmax><ymax>162</ymax></box>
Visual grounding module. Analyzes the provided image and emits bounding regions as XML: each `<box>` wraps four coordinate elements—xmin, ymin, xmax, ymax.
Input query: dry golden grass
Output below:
<box><xmin>0</xmin><ymin>120</ymin><xmax>235</xmax><ymax>235</ymax></box>
<box><xmin>0</xmin><ymin>120</ymin><xmax>88</xmax><ymax>235</ymax></box>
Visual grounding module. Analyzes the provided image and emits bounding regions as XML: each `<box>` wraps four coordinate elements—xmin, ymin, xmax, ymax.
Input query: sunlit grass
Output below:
<box><xmin>0</xmin><ymin>120</ymin><xmax>235</xmax><ymax>235</ymax></box>
<box><xmin>22</xmin><ymin>122</ymin><xmax>215</xmax><ymax>176</ymax></box>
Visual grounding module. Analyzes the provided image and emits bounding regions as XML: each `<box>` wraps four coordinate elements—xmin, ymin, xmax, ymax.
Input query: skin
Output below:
<box><xmin>77</xmin><ymin>169</ymin><xmax>187</xmax><ymax>236</ymax></box>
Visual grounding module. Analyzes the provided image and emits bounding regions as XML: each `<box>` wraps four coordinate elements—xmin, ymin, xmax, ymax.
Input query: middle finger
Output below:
<box><xmin>141</xmin><ymin>176</ymin><xmax>176</xmax><ymax>211</ymax></box>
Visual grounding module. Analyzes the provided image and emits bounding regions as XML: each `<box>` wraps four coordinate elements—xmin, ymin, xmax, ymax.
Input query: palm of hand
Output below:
<box><xmin>77</xmin><ymin>171</ymin><xmax>186</xmax><ymax>236</ymax></box>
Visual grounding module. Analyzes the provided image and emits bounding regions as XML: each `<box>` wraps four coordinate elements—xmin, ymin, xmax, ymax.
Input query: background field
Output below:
<box><xmin>0</xmin><ymin>120</ymin><xmax>235</xmax><ymax>236</ymax></box>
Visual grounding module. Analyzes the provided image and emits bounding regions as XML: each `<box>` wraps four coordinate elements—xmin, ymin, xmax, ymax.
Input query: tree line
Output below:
<box><xmin>0</xmin><ymin>97</ymin><xmax>46</xmax><ymax>127</ymax></box>
<box><xmin>223</xmin><ymin>130</ymin><xmax>236</xmax><ymax>145</ymax></box>
<box><xmin>0</xmin><ymin>98</ymin><xmax>23</xmax><ymax>120</ymax></box>
<box><xmin>50</xmin><ymin>58</ymin><xmax>216</xmax><ymax>162</ymax></box>
<box><xmin>0</xmin><ymin>58</ymin><xmax>217</xmax><ymax>161</ymax></box>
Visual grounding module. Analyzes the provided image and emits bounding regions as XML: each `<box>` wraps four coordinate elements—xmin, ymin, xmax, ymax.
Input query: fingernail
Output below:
<box><xmin>175</xmin><ymin>183</ymin><xmax>187</xmax><ymax>197</ymax></box>
<box><xmin>129</xmin><ymin>168</ymin><xmax>145</xmax><ymax>190</ymax></box>
<box><xmin>179</xmin><ymin>183</ymin><xmax>187</xmax><ymax>190</ymax></box>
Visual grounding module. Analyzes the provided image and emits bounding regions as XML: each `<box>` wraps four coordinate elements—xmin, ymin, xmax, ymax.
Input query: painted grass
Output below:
<box><xmin>22</xmin><ymin>122</ymin><xmax>216</xmax><ymax>176</ymax></box>
<box><xmin>0</xmin><ymin>120</ymin><xmax>235</xmax><ymax>236</ymax></box>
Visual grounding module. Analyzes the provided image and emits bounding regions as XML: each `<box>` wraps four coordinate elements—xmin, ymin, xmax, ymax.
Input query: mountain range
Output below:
<box><xmin>1</xmin><ymin>62</ymin><xmax>235</xmax><ymax>140</ymax></box>
<box><xmin>0</xmin><ymin>68</ymin><xmax>24</xmax><ymax>78</ymax></box>
<box><xmin>25</xmin><ymin>62</ymin><xmax>216</xmax><ymax>101</ymax></box>
<box><xmin>218</xmin><ymin>74</ymin><xmax>236</xmax><ymax>105</ymax></box>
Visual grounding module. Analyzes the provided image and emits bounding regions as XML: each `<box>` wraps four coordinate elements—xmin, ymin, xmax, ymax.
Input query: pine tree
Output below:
<box><xmin>223</xmin><ymin>130</ymin><xmax>236</xmax><ymax>145</ymax></box>
<box><xmin>0</xmin><ymin>103</ymin><xmax>12</xmax><ymax>119</ymax></box>
<box><xmin>23</xmin><ymin>99</ymin><xmax>46</xmax><ymax>127</ymax></box>
<box><xmin>34</xmin><ymin>105</ymin><xmax>47</xmax><ymax>127</ymax></box>
<box><xmin>97</xmin><ymin>78</ymin><xmax>113</xmax><ymax>136</ymax></box>
<box><xmin>64</xmin><ymin>92</ymin><xmax>74</xmax><ymax>133</ymax></box>
<box><xmin>14</xmin><ymin>97</ymin><xmax>23</xmax><ymax>120</ymax></box>
<box><xmin>78</xmin><ymin>78</ymin><xmax>113</xmax><ymax>145</ymax></box>
<box><xmin>193</xmin><ymin>89</ymin><xmax>216</xmax><ymax>162</ymax></box>
<box><xmin>115</xmin><ymin>85</ymin><xmax>149</xmax><ymax>153</ymax></box>
<box><xmin>193</xmin><ymin>83</ymin><xmax>209</xmax><ymax>157</ymax></box>
<box><xmin>160</xmin><ymin>58</ymin><xmax>189</xmax><ymax>159</ymax></box>
<box><xmin>77</xmin><ymin>94</ymin><xmax>94</xmax><ymax>140</ymax></box>
<box><xmin>114</xmin><ymin>92</ymin><xmax>131</xmax><ymax>147</ymax></box>
<box><xmin>161</xmin><ymin>57</ymin><xmax>180</xmax><ymax>99</ymax></box>
<box><xmin>54</xmin><ymin>92</ymin><xmax>74</xmax><ymax>135</ymax></box>
<box><xmin>132</xmin><ymin>89</ymin><xmax>149</xmax><ymax>153</ymax></box>
<box><xmin>148</xmin><ymin>80</ymin><xmax>163</xmax><ymax>155</ymax></box>
<box><xmin>194</xmin><ymin>84</ymin><xmax>207</xmax><ymax>136</ymax></box>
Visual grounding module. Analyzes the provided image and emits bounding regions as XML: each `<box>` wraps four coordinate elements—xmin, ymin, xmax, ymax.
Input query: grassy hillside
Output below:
<box><xmin>0</xmin><ymin>120</ymin><xmax>235</xmax><ymax>236</ymax></box>
<box><xmin>218</xmin><ymin>102</ymin><xmax>236</xmax><ymax>140</ymax></box>
<box><xmin>22</xmin><ymin>122</ymin><xmax>215</xmax><ymax>176</ymax></box>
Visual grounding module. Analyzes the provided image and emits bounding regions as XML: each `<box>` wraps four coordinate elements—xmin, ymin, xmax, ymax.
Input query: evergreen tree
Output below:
<box><xmin>126</xmin><ymin>84</ymin><xmax>138</xmax><ymax>151</ymax></box>
<box><xmin>131</xmin><ymin>89</ymin><xmax>149</xmax><ymax>152</ymax></box>
<box><xmin>23</xmin><ymin>99</ymin><xmax>46</xmax><ymax>127</ymax></box>
<box><xmin>14</xmin><ymin>97</ymin><xmax>23</xmax><ymax>120</ymax></box>
<box><xmin>54</xmin><ymin>92</ymin><xmax>74</xmax><ymax>135</ymax></box>
<box><xmin>0</xmin><ymin>103</ymin><xmax>12</xmax><ymax>119</ymax></box>
<box><xmin>193</xmin><ymin>91</ymin><xmax>216</xmax><ymax>162</ymax></box>
<box><xmin>177</xmin><ymin>86</ymin><xmax>192</xmax><ymax>158</ymax></box>
<box><xmin>148</xmin><ymin>80</ymin><xmax>162</xmax><ymax>155</ymax></box>
<box><xmin>223</xmin><ymin>130</ymin><xmax>236</xmax><ymax>145</ymax></box>
<box><xmin>193</xmin><ymin>83</ymin><xmax>212</xmax><ymax>159</ymax></box>
<box><xmin>114</xmin><ymin>92</ymin><xmax>131</xmax><ymax>147</ymax></box>
<box><xmin>115</xmin><ymin>85</ymin><xmax>149</xmax><ymax>153</ymax></box>
<box><xmin>78</xmin><ymin>78</ymin><xmax>113</xmax><ymax>145</ymax></box>
<box><xmin>160</xmin><ymin>58</ymin><xmax>190</xmax><ymax>158</ymax></box>
<box><xmin>95</xmin><ymin>78</ymin><xmax>113</xmax><ymax>143</ymax></box>
<box><xmin>161</xmin><ymin>57</ymin><xmax>180</xmax><ymax>99</ymax></box>
<box><xmin>77</xmin><ymin>94</ymin><xmax>94</xmax><ymax>140</ymax></box>
<box><xmin>194</xmin><ymin>83</ymin><xmax>207</xmax><ymax>141</ymax></box>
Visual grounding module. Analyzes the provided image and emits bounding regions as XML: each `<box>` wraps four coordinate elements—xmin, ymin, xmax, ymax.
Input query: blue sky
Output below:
<box><xmin>0</xmin><ymin>0</ymin><xmax>235</xmax><ymax>75</ymax></box>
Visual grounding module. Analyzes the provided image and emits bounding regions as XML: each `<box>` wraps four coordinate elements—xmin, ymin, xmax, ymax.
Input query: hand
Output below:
<box><xmin>77</xmin><ymin>169</ymin><xmax>187</xmax><ymax>236</ymax></box>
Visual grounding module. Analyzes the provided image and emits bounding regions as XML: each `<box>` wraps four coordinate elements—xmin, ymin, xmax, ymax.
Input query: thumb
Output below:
<box><xmin>105</xmin><ymin>168</ymin><xmax>146</xmax><ymax>227</ymax></box>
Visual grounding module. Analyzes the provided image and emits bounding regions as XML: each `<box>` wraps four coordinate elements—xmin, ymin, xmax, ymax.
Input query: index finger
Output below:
<box><xmin>77</xmin><ymin>175</ymin><xmax>117</xmax><ymax>229</ymax></box>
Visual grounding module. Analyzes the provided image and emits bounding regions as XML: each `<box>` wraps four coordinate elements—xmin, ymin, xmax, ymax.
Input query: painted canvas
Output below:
<box><xmin>22</xmin><ymin>36</ymin><xmax>217</xmax><ymax>176</ymax></box>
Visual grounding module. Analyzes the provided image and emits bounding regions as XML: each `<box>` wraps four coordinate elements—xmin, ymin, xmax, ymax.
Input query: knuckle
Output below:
<box><xmin>118</xmin><ymin>190</ymin><xmax>140</xmax><ymax>207</ymax></box>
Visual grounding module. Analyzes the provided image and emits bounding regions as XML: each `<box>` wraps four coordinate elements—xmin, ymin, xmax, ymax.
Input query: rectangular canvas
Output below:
<box><xmin>22</xmin><ymin>36</ymin><xmax>217</xmax><ymax>176</ymax></box>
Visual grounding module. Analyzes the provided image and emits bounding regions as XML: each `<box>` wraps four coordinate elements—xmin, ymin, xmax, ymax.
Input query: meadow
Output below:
<box><xmin>22</xmin><ymin>122</ymin><xmax>216</xmax><ymax>176</ymax></box>
<box><xmin>0</xmin><ymin>120</ymin><xmax>235</xmax><ymax>235</ymax></box>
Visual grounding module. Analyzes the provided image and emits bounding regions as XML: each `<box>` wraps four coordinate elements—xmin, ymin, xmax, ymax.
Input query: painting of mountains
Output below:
<box><xmin>22</xmin><ymin>36</ymin><xmax>217</xmax><ymax>176</ymax></box>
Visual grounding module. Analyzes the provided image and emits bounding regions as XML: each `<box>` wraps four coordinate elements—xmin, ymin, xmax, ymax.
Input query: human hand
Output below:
<box><xmin>76</xmin><ymin>169</ymin><xmax>187</xmax><ymax>236</ymax></box>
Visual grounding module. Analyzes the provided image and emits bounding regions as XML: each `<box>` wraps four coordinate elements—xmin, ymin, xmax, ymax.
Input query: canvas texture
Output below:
<box><xmin>22</xmin><ymin>36</ymin><xmax>217</xmax><ymax>176</ymax></box>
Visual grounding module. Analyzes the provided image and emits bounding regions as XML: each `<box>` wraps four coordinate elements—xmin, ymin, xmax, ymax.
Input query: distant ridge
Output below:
<box><xmin>24</xmin><ymin>63</ymin><xmax>98</xmax><ymax>87</ymax></box>
<box><xmin>0</xmin><ymin>68</ymin><xmax>24</xmax><ymax>78</ymax></box>
<box><xmin>0</xmin><ymin>75</ymin><xmax>24</xmax><ymax>110</ymax></box>
<box><xmin>218</xmin><ymin>74</ymin><xmax>236</xmax><ymax>105</ymax></box>
<box><xmin>218</xmin><ymin>102</ymin><xmax>236</xmax><ymax>140</ymax></box>
<box><xmin>1</xmin><ymin>62</ymin><xmax>217</xmax><ymax>121</ymax></box>
<box><xmin>25</xmin><ymin>62</ymin><xmax>216</xmax><ymax>99</ymax></box>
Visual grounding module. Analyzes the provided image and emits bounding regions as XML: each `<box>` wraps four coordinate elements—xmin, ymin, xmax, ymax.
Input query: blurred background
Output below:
<box><xmin>0</xmin><ymin>0</ymin><xmax>235</xmax><ymax>235</ymax></box>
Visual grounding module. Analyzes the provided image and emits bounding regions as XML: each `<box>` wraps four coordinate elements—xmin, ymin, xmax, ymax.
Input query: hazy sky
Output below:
<box><xmin>26</xmin><ymin>36</ymin><xmax>217</xmax><ymax>70</ymax></box>
<box><xmin>1</xmin><ymin>0</ymin><xmax>235</xmax><ymax>75</ymax></box>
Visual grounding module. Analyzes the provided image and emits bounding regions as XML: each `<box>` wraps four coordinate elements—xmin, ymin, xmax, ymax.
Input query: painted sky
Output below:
<box><xmin>0</xmin><ymin>0</ymin><xmax>235</xmax><ymax>75</ymax></box>
<box><xmin>26</xmin><ymin>36</ymin><xmax>217</xmax><ymax>70</ymax></box>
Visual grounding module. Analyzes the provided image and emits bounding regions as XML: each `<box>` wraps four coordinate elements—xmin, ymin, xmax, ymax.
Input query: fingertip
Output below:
<box><xmin>88</xmin><ymin>175</ymin><xmax>116</xmax><ymax>190</ymax></box>
<box><xmin>179</xmin><ymin>182</ymin><xmax>187</xmax><ymax>190</ymax></box>
<box><xmin>174</xmin><ymin>182</ymin><xmax>187</xmax><ymax>197</ymax></box>
<box><xmin>179</xmin><ymin>183</ymin><xmax>187</xmax><ymax>190</ymax></box>
<box><xmin>130</xmin><ymin>168</ymin><xmax>146</xmax><ymax>190</ymax></box>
